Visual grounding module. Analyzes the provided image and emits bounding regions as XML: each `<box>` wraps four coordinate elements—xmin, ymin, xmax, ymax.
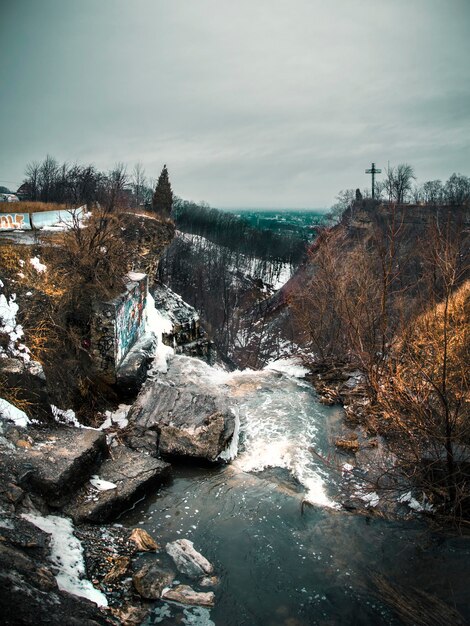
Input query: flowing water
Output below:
<box><xmin>123</xmin><ymin>356</ymin><xmax>470</xmax><ymax>626</ymax></box>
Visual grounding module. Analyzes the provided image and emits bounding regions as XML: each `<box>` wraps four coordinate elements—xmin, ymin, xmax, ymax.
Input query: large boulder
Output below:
<box><xmin>127</xmin><ymin>356</ymin><xmax>235</xmax><ymax>462</ymax></box>
<box><xmin>0</xmin><ymin>425</ymin><xmax>106</xmax><ymax>507</ymax></box>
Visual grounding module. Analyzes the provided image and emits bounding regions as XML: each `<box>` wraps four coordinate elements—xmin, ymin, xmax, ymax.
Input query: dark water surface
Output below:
<box><xmin>122</xmin><ymin>358</ymin><xmax>470</xmax><ymax>626</ymax></box>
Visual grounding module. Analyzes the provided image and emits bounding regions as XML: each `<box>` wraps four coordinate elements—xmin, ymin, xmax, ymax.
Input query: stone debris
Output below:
<box><xmin>102</xmin><ymin>555</ymin><xmax>130</xmax><ymax>583</ymax></box>
<box><xmin>165</xmin><ymin>539</ymin><xmax>213</xmax><ymax>579</ymax></box>
<box><xmin>200</xmin><ymin>575</ymin><xmax>219</xmax><ymax>588</ymax></box>
<box><xmin>129</xmin><ymin>527</ymin><xmax>159</xmax><ymax>552</ymax></box>
<box><xmin>132</xmin><ymin>562</ymin><xmax>175</xmax><ymax>600</ymax></box>
<box><xmin>162</xmin><ymin>584</ymin><xmax>215</xmax><ymax>607</ymax></box>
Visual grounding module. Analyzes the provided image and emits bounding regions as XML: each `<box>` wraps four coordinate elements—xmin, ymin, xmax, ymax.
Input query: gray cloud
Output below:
<box><xmin>1</xmin><ymin>0</ymin><xmax>469</xmax><ymax>207</ymax></box>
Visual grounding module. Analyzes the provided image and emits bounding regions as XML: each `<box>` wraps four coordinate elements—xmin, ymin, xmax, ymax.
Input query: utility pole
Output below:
<box><xmin>365</xmin><ymin>162</ymin><xmax>381</xmax><ymax>199</ymax></box>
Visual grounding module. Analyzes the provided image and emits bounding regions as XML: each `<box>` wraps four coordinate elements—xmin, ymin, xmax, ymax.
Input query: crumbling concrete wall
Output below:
<box><xmin>90</xmin><ymin>273</ymin><xmax>147</xmax><ymax>380</ymax></box>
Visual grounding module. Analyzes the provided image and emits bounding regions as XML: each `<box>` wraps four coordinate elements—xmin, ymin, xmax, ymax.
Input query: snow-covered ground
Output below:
<box><xmin>22</xmin><ymin>513</ymin><xmax>108</xmax><ymax>607</ymax></box>
<box><xmin>177</xmin><ymin>231</ymin><xmax>294</xmax><ymax>292</ymax></box>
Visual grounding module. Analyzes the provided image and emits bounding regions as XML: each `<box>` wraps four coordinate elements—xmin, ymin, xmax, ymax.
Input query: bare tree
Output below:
<box><xmin>24</xmin><ymin>161</ymin><xmax>41</xmax><ymax>200</ymax></box>
<box><xmin>38</xmin><ymin>155</ymin><xmax>59</xmax><ymax>202</ymax></box>
<box><xmin>132</xmin><ymin>162</ymin><xmax>147</xmax><ymax>207</ymax></box>
<box><xmin>99</xmin><ymin>163</ymin><xmax>128</xmax><ymax>212</ymax></box>
<box><xmin>422</xmin><ymin>179</ymin><xmax>444</xmax><ymax>205</ymax></box>
<box><xmin>384</xmin><ymin>163</ymin><xmax>416</xmax><ymax>204</ymax></box>
<box><xmin>444</xmin><ymin>173</ymin><xmax>470</xmax><ymax>206</ymax></box>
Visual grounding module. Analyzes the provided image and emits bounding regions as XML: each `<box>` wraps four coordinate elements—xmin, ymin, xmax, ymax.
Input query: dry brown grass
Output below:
<box><xmin>335</xmin><ymin>437</ymin><xmax>360</xmax><ymax>452</ymax></box>
<box><xmin>0</xmin><ymin>201</ymin><xmax>69</xmax><ymax>213</ymax></box>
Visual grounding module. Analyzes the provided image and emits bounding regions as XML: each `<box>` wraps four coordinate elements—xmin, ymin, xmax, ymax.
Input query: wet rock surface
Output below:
<box><xmin>166</xmin><ymin>539</ymin><xmax>214</xmax><ymax>579</ymax></box>
<box><xmin>162</xmin><ymin>584</ymin><xmax>215</xmax><ymax>607</ymax></box>
<box><xmin>115</xmin><ymin>334</ymin><xmax>157</xmax><ymax>398</ymax></box>
<box><xmin>64</xmin><ymin>446</ymin><xmax>171</xmax><ymax>523</ymax></box>
<box><xmin>132</xmin><ymin>562</ymin><xmax>175</xmax><ymax>599</ymax></box>
<box><xmin>127</xmin><ymin>356</ymin><xmax>235</xmax><ymax>461</ymax></box>
<box><xmin>0</xmin><ymin>425</ymin><xmax>106</xmax><ymax>506</ymax></box>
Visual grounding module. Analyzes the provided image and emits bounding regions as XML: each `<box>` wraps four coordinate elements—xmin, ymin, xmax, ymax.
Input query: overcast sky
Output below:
<box><xmin>1</xmin><ymin>0</ymin><xmax>469</xmax><ymax>208</ymax></box>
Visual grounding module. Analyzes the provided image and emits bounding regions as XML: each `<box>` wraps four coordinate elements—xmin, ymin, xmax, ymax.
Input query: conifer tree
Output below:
<box><xmin>152</xmin><ymin>164</ymin><xmax>173</xmax><ymax>216</ymax></box>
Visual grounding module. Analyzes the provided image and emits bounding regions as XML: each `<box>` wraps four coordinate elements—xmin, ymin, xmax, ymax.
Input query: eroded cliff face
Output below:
<box><xmin>120</xmin><ymin>212</ymin><xmax>175</xmax><ymax>288</ymax></box>
<box><xmin>234</xmin><ymin>201</ymin><xmax>470</xmax><ymax>368</ymax></box>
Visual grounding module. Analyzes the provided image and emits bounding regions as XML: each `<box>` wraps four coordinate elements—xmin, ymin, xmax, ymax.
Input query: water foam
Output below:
<box><xmin>164</xmin><ymin>355</ymin><xmax>337</xmax><ymax>508</ymax></box>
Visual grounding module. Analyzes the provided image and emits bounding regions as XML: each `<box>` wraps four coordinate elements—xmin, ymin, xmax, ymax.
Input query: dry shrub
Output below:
<box><xmin>0</xmin><ymin>201</ymin><xmax>68</xmax><ymax>213</ymax></box>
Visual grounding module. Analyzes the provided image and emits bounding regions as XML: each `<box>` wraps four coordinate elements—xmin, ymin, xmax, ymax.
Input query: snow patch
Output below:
<box><xmin>0</xmin><ymin>292</ymin><xmax>30</xmax><ymax>363</ymax></box>
<box><xmin>21</xmin><ymin>514</ymin><xmax>108</xmax><ymax>607</ymax></box>
<box><xmin>0</xmin><ymin>397</ymin><xmax>30</xmax><ymax>427</ymax></box>
<box><xmin>265</xmin><ymin>357</ymin><xmax>308</xmax><ymax>378</ymax></box>
<box><xmin>51</xmin><ymin>405</ymin><xmax>81</xmax><ymax>427</ymax></box>
<box><xmin>361</xmin><ymin>491</ymin><xmax>380</xmax><ymax>508</ymax></box>
<box><xmin>99</xmin><ymin>403</ymin><xmax>130</xmax><ymax>430</ymax></box>
<box><xmin>146</xmin><ymin>292</ymin><xmax>174</xmax><ymax>372</ymax></box>
<box><xmin>90</xmin><ymin>476</ymin><xmax>117</xmax><ymax>491</ymax></box>
<box><xmin>29</xmin><ymin>256</ymin><xmax>47</xmax><ymax>273</ymax></box>
<box><xmin>399</xmin><ymin>491</ymin><xmax>433</xmax><ymax>513</ymax></box>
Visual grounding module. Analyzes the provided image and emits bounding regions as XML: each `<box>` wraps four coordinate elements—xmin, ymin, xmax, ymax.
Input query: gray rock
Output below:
<box><xmin>127</xmin><ymin>357</ymin><xmax>235</xmax><ymax>461</ymax></box>
<box><xmin>64</xmin><ymin>446</ymin><xmax>171</xmax><ymax>523</ymax></box>
<box><xmin>115</xmin><ymin>334</ymin><xmax>157</xmax><ymax>397</ymax></box>
<box><xmin>152</xmin><ymin>285</ymin><xmax>201</xmax><ymax>346</ymax></box>
<box><xmin>0</xmin><ymin>426</ymin><xmax>107</xmax><ymax>506</ymax></box>
<box><xmin>165</xmin><ymin>539</ymin><xmax>213</xmax><ymax>579</ymax></box>
<box><xmin>161</xmin><ymin>584</ymin><xmax>215</xmax><ymax>607</ymax></box>
<box><xmin>133</xmin><ymin>562</ymin><xmax>175</xmax><ymax>600</ymax></box>
<box><xmin>200</xmin><ymin>575</ymin><xmax>219</xmax><ymax>587</ymax></box>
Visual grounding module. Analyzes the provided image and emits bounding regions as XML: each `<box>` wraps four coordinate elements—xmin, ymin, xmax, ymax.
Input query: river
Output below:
<box><xmin>123</xmin><ymin>356</ymin><xmax>470</xmax><ymax>626</ymax></box>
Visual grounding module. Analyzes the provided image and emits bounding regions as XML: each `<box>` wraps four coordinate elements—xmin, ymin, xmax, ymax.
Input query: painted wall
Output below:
<box><xmin>0</xmin><ymin>213</ymin><xmax>31</xmax><ymax>230</ymax></box>
<box><xmin>90</xmin><ymin>273</ymin><xmax>148</xmax><ymax>380</ymax></box>
<box><xmin>115</xmin><ymin>275</ymin><xmax>147</xmax><ymax>365</ymax></box>
<box><xmin>0</xmin><ymin>205</ymin><xmax>85</xmax><ymax>231</ymax></box>
<box><xmin>30</xmin><ymin>207</ymin><xmax>85</xmax><ymax>229</ymax></box>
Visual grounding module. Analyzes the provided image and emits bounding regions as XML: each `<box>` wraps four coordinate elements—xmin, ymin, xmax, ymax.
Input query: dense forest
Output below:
<box><xmin>172</xmin><ymin>198</ymin><xmax>309</xmax><ymax>266</ymax></box>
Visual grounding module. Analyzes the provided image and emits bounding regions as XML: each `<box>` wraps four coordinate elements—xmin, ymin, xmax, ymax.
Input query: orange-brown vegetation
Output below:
<box><xmin>0</xmin><ymin>201</ymin><xmax>69</xmax><ymax>213</ymax></box>
<box><xmin>289</xmin><ymin>202</ymin><xmax>470</xmax><ymax>521</ymax></box>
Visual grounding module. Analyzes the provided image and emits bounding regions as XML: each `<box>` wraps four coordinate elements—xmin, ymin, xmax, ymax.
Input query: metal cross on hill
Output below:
<box><xmin>365</xmin><ymin>162</ymin><xmax>381</xmax><ymax>199</ymax></box>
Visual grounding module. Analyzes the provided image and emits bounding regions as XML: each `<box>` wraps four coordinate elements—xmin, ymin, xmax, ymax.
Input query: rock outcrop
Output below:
<box><xmin>63</xmin><ymin>446</ymin><xmax>171</xmax><ymax>523</ymax></box>
<box><xmin>0</xmin><ymin>425</ymin><xmax>106</xmax><ymax>507</ymax></box>
<box><xmin>127</xmin><ymin>356</ymin><xmax>235</xmax><ymax>461</ymax></box>
<box><xmin>152</xmin><ymin>285</ymin><xmax>214</xmax><ymax>362</ymax></box>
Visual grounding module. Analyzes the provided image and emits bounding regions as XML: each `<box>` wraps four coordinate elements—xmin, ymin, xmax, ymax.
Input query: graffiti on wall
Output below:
<box><xmin>115</xmin><ymin>278</ymin><xmax>146</xmax><ymax>366</ymax></box>
<box><xmin>0</xmin><ymin>213</ymin><xmax>31</xmax><ymax>230</ymax></box>
<box><xmin>95</xmin><ymin>319</ymin><xmax>116</xmax><ymax>374</ymax></box>
<box><xmin>90</xmin><ymin>274</ymin><xmax>147</xmax><ymax>378</ymax></box>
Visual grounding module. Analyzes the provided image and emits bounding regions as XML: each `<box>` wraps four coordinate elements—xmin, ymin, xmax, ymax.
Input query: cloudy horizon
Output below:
<box><xmin>1</xmin><ymin>0</ymin><xmax>469</xmax><ymax>208</ymax></box>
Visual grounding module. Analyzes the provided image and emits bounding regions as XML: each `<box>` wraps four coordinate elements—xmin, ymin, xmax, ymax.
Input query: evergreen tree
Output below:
<box><xmin>152</xmin><ymin>164</ymin><xmax>173</xmax><ymax>216</ymax></box>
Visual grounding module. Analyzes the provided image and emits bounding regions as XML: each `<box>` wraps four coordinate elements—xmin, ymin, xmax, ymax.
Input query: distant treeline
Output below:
<box><xmin>17</xmin><ymin>155</ymin><xmax>154</xmax><ymax>210</ymax></box>
<box><xmin>173</xmin><ymin>198</ymin><xmax>308</xmax><ymax>265</ymax></box>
